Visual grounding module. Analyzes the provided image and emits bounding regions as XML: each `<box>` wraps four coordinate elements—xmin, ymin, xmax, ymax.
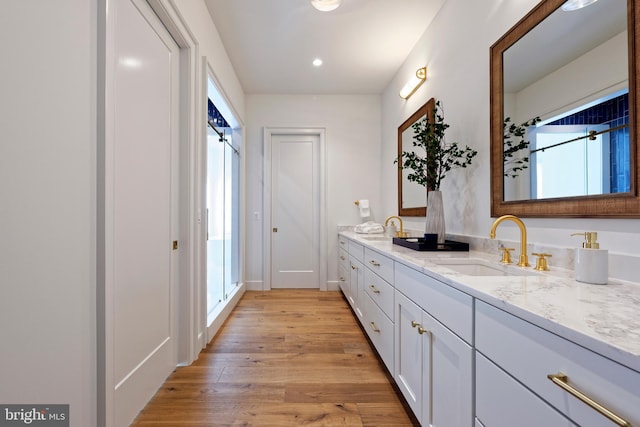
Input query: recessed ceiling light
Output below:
<box><xmin>311</xmin><ymin>0</ymin><xmax>342</xmax><ymax>12</ymax></box>
<box><xmin>313</xmin><ymin>58</ymin><xmax>323</xmax><ymax>67</ymax></box>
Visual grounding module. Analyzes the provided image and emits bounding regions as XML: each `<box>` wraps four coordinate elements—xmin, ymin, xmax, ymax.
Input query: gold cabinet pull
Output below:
<box><xmin>369</xmin><ymin>322</ymin><xmax>380</xmax><ymax>333</ymax></box>
<box><xmin>547</xmin><ymin>373</ymin><xmax>632</xmax><ymax>427</ymax></box>
<box><xmin>340</xmin><ymin>255</ymin><xmax>345</xmax><ymax>260</ymax></box>
<box><xmin>418</xmin><ymin>327</ymin><xmax>430</xmax><ymax>335</ymax></box>
<box><xmin>351</xmin><ymin>265</ymin><xmax>357</xmax><ymax>270</ymax></box>
<box><xmin>369</xmin><ymin>284</ymin><xmax>380</xmax><ymax>294</ymax></box>
<box><xmin>411</xmin><ymin>320</ymin><xmax>421</xmax><ymax>328</ymax></box>
<box><xmin>369</xmin><ymin>260</ymin><xmax>381</xmax><ymax>267</ymax></box>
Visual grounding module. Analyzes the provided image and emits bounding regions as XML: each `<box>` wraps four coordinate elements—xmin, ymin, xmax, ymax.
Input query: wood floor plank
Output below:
<box><xmin>131</xmin><ymin>289</ymin><xmax>418</xmax><ymax>426</ymax></box>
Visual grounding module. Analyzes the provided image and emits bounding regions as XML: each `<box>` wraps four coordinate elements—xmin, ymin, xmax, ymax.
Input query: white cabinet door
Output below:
<box><xmin>423</xmin><ymin>310</ymin><xmax>473</xmax><ymax>427</ymax></box>
<box><xmin>395</xmin><ymin>289</ymin><xmax>473</xmax><ymax>427</ymax></box>
<box><xmin>395</xmin><ymin>290</ymin><xmax>424</xmax><ymax>420</ymax></box>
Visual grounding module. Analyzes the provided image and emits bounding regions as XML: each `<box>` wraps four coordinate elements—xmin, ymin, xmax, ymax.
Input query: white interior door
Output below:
<box><xmin>111</xmin><ymin>0</ymin><xmax>180</xmax><ymax>424</ymax></box>
<box><xmin>271</xmin><ymin>134</ymin><xmax>320</xmax><ymax>288</ymax></box>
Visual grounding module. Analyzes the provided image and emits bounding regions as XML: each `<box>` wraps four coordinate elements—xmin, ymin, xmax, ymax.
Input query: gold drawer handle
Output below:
<box><xmin>411</xmin><ymin>320</ymin><xmax>420</xmax><ymax>328</ymax></box>
<box><xmin>418</xmin><ymin>327</ymin><xmax>430</xmax><ymax>335</ymax></box>
<box><xmin>351</xmin><ymin>265</ymin><xmax>357</xmax><ymax>270</ymax></box>
<box><xmin>547</xmin><ymin>373</ymin><xmax>632</xmax><ymax>427</ymax></box>
<box><xmin>369</xmin><ymin>322</ymin><xmax>380</xmax><ymax>333</ymax></box>
<box><xmin>340</xmin><ymin>255</ymin><xmax>345</xmax><ymax>260</ymax></box>
<box><xmin>369</xmin><ymin>284</ymin><xmax>380</xmax><ymax>294</ymax></box>
<box><xmin>369</xmin><ymin>260</ymin><xmax>381</xmax><ymax>267</ymax></box>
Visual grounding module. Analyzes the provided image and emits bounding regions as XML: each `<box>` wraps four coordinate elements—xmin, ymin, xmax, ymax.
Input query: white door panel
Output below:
<box><xmin>271</xmin><ymin>134</ymin><xmax>320</xmax><ymax>288</ymax></box>
<box><xmin>111</xmin><ymin>0</ymin><xmax>179</xmax><ymax>424</ymax></box>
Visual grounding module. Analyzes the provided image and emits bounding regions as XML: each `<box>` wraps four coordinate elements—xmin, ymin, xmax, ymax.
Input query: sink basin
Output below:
<box><xmin>360</xmin><ymin>235</ymin><xmax>392</xmax><ymax>241</ymax></box>
<box><xmin>432</xmin><ymin>258</ymin><xmax>540</xmax><ymax>277</ymax></box>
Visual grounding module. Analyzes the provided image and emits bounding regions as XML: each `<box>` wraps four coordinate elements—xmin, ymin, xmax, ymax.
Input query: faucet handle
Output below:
<box><xmin>498</xmin><ymin>247</ymin><xmax>515</xmax><ymax>264</ymax></box>
<box><xmin>532</xmin><ymin>252</ymin><xmax>552</xmax><ymax>271</ymax></box>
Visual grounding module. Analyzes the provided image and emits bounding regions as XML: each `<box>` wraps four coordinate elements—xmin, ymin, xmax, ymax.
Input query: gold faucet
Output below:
<box><xmin>489</xmin><ymin>215</ymin><xmax>530</xmax><ymax>267</ymax></box>
<box><xmin>385</xmin><ymin>216</ymin><xmax>408</xmax><ymax>238</ymax></box>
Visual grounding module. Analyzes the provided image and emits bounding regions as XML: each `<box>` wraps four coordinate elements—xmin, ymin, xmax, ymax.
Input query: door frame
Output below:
<box><xmin>263</xmin><ymin>127</ymin><xmax>327</xmax><ymax>291</ymax></box>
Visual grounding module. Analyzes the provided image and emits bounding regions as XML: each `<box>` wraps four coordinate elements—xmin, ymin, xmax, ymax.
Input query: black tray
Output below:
<box><xmin>392</xmin><ymin>237</ymin><xmax>469</xmax><ymax>252</ymax></box>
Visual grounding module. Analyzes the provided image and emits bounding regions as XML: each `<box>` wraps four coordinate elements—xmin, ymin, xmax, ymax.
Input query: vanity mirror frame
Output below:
<box><xmin>397</xmin><ymin>98</ymin><xmax>436</xmax><ymax>216</ymax></box>
<box><xmin>490</xmin><ymin>0</ymin><xmax>640</xmax><ymax>217</ymax></box>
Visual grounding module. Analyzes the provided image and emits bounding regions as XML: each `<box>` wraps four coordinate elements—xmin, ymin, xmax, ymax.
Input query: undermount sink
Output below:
<box><xmin>360</xmin><ymin>235</ymin><xmax>392</xmax><ymax>241</ymax></box>
<box><xmin>432</xmin><ymin>258</ymin><xmax>540</xmax><ymax>277</ymax></box>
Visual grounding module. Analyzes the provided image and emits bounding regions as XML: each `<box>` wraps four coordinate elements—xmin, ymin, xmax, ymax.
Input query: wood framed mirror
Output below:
<box><xmin>490</xmin><ymin>0</ymin><xmax>640</xmax><ymax>217</ymax></box>
<box><xmin>397</xmin><ymin>98</ymin><xmax>435</xmax><ymax>216</ymax></box>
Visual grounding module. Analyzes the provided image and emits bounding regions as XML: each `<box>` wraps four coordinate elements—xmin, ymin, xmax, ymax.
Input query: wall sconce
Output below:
<box><xmin>399</xmin><ymin>67</ymin><xmax>427</xmax><ymax>99</ymax></box>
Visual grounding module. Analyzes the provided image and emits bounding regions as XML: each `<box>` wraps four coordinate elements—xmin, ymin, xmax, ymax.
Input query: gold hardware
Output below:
<box><xmin>339</xmin><ymin>240</ymin><xmax>346</xmax><ymax>245</ymax></box>
<box><xmin>411</xmin><ymin>320</ymin><xmax>421</xmax><ymax>328</ymax></box>
<box><xmin>532</xmin><ymin>252</ymin><xmax>552</xmax><ymax>271</ymax></box>
<box><xmin>571</xmin><ymin>231</ymin><xmax>600</xmax><ymax>249</ymax></box>
<box><xmin>547</xmin><ymin>373</ymin><xmax>631</xmax><ymax>427</ymax></box>
<box><xmin>489</xmin><ymin>215</ymin><xmax>530</xmax><ymax>267</ymax></box>
<box><xmin>418</xmin><ymin>327</ymin><xmax>429</xmax><ymax>335</ymax></box>
<box><xmin>369</xmin><ymin>284</ymin><xmax>380</xmax><ymax>294</ymax></box>
<box><xmin>351</xmin><ymin>265</ymin><xmax>357</xmax><ymax>270</ymax></box>
<box><xmin>369</xmin><ymin>260</ymin><xmax>381</xmax><ymax>267</ymax></box>
<box><xmin>385</xmin><ymin>215</ymin><xmax>408</xmax><ymax>238</ymax></box>
<box><xmin>499</xmin><ymin>247</ymin><xmax>515</xmax><ymax>264</ymax></box>
<box><xmin>354</xmin><ymin>200</ymin><xmax>360</xmax><ymax>206</ymax></box>
<box><xmin>340</xmin><ymin>255</ymin><xmax>345</xmax><ymax>260</ymax></box>
<box><xmin>172</xmin><ymin>240</ymin><xmax>178</xmax><ymax>250</ymax></box>
<box><xmin>273</xmin><ymin>227</ymin><xmax>278</xmax><ymax>232</ymax></box>
<box><xmin>369</xmin><ymin>322</ymin><xmax>380</xmax><ymax>333</ymax></box>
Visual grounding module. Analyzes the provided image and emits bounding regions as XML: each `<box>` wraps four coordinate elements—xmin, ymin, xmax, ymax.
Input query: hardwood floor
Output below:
<box><xmin>132</xmin><ymin>289</ymin><xmax>418</xmax><ymax>426</ymax></box>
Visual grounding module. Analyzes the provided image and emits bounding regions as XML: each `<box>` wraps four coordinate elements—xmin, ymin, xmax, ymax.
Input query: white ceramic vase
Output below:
<box><xmin>425</xmin><ymin>190</ymin><xmax>446</xmax><ymax>244</ymax></box>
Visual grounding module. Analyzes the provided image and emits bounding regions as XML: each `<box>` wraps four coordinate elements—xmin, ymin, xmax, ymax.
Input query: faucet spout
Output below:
<box><xmin>385</xmin><ymin>216</ymin><xmax>407</xmax><ymax>238</ymax></box>
<box><xmin>489</xmin><ymin>214</ymin><xmax>530</xmax><ymax>267</ymax></box>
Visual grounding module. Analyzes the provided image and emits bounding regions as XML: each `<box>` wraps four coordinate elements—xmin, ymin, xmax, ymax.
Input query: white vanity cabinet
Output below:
<box><xmin>394</xmin><ymin>262</ymin><xmax>473</xmax><ymax>427</ymax></box>
<box><xmin>476</xmin><ymin>300</ymin><xmax>640</xmax><ymax>427</ymax></box>
<box><xmin>338</xmin><ymin>235</ymin><xmax>350</xmax><ymax>297</ymax></box>
<box><xmin>360</xmin><ymin>247</ymin><xmax>395</xmax><ymax>373</ymax></box>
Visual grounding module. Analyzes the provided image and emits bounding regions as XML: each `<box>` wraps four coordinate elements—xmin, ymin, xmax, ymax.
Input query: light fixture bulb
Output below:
<box><xmin>313</xmin><ymin>58</ymin><xmax>323</xmax><ymax>67</ymax></box>
<box><xmin>311</xmin><ymin>0</ymin><xmax>342</xmax><ymax>12</ymax></box>
<box><xmin>561</xmin><ymin>0</ymin><xmax>599</xmax><ymax>11</ymax></box>
<box><xmin>399</xmin><ymin>67</ymin><xmax>427</xmax><ymax>99</ymax></box>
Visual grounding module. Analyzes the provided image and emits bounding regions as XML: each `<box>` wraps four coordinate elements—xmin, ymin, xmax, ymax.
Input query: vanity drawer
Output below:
<box><xmin>338</xmin><ymin>247</ymin><xmax>349</xmax><ymax>271</ymax></box>
<box><xmin>476</xmin><ymin>352</ymin><xmax>576</xmax><ymax>427</ymax></box>
<box><xmin>476</xmin><ymin>300</ymin><xmax>640</xmax><ymax>427</ymax></box>
<box><xmin>364</xmin><ymin>247</ymin><xmax>394</xmax><ymax>284</ymax></box>
<box><xmin>362</xmin><ymin>292</ymin><xmax>394</xmax><ymax>373</ymax></box>
<box><xmin>395</xmin><ymin>262</ymin><xmax>472</xmax><ymax>344</ymax></box>
<box><xmin>338</xmin><ymin>235</ymin><xmax>349</xmax><ymax>250</ymax></box>
<box><xmin>348</xmin><ymin>240</ymin><xmax>364</xmax><ymax>262</ymax></box>
<box><xmin>364</xmin><ymin>266</ymin><xmax>394</xmax><ymax>320</ymax></box>
<box><xmin>338</xmin><ymin>263</ymin><xmax>349</xmax><ymax>296</ymax></box>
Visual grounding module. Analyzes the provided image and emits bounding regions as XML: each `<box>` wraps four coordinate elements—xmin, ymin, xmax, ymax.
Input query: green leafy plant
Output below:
<box><xmin>503</xmin><ymin>116</ymin><xmax>541</xmax><ymax>178</ymax></box>
<box><xmin>395</xmin><ymin>101</ymin><xmax>477</xmax><ymax>191</ymax></box>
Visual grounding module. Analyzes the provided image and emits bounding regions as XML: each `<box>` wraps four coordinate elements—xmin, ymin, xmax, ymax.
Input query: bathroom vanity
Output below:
<box><xmin>338</xmin><ymin>231</ymin><xmax>640</xmax><ymax>427</ymax></box>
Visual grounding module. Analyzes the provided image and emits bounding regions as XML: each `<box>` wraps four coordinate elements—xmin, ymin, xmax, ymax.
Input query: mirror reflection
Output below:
<box><xmin>397</xmin><ymin>98</ymin><xmax>435</xmax><ymax>216</ymax></box>
<box><xmin>502</xmin><ymin>0</ymin><xmax>629</xmax><ymax>202</ymax></box>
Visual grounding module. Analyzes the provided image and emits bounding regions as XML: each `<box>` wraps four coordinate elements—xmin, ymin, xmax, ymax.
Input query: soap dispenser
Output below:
<box><xmin>571</xmin><ymin>232</ymin><xmax>608</xmax><ymax>285</ymax></box>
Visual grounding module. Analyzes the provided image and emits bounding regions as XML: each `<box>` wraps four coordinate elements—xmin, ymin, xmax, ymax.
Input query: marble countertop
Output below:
<box><xmin>339</xmin><ymin>231</ymin><xmax>640</xmax><ymax>373</ymax></box>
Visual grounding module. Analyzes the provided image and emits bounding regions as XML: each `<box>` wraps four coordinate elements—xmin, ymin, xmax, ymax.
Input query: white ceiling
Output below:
<box><xmin>204</xmin><ymin>0</ymin><xmax>446</xmax><ymax>95</ymax></box>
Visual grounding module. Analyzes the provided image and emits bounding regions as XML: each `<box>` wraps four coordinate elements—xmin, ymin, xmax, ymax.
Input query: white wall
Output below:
<box><xmin>380</xmin><ymin>0</ymin><xmax>640</xmax><ymax>273</ymax></box>
<box><xmin>0</xmin><ymin>1</ymin><xmax>97</xmax><ymax>426</ymax></box>
<box><xmin>245</xmin><ymin>94</ymin><xmax>382</xmax><ymax>287</ymax></box>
